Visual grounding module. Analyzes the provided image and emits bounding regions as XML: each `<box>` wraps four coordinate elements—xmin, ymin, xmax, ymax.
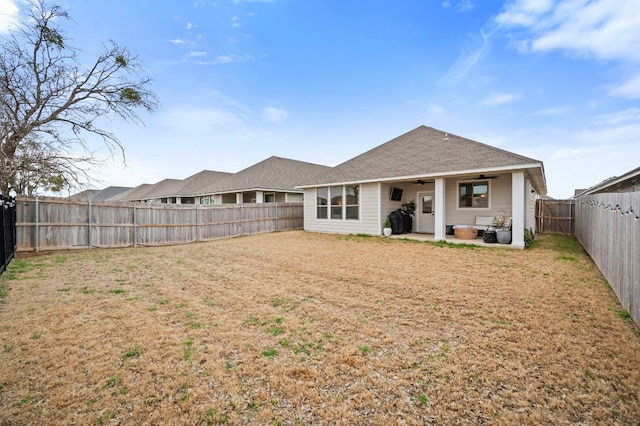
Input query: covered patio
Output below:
<box><xmin>388</xmin><ymin>232</ymin><xmax>525</xmax><ymax>249</ymax></box>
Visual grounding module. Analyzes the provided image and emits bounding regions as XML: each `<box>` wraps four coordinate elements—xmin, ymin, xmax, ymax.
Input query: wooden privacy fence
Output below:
<box><xmin>536</xmin><ymin>199</ymin><xmax>574</xmax><ymax>235</ymax></box>
<box><xmin>575</xmin><ymin>192</ymin><xmax>639</xmax><ymax>327</ymax></box>
<box><xmin>16</xmin><ymin>197</ymin><xmax>304</xmax><ymax>252</ymax></box>
<box><xmin>1</xmin><ymin>194</ymin><xmax>17</xmax><ymax>275</ymax></box>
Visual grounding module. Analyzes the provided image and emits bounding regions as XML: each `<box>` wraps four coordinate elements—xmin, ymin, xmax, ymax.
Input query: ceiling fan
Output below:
<box><xmin>474</xmin><ymin>174</ymin><xmax>499</xmax><ymax>180</ymax></box>
<box><xmin>416</xmin><ymin>179</ymin><xmax>426</xmax><ymax>185</ymax></box>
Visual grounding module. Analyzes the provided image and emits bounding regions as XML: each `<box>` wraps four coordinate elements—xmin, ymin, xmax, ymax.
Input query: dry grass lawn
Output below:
<box><xmin>0</xmin><ymin>231</ymin><xmax>639</xmax><ymax>425</ymax></box>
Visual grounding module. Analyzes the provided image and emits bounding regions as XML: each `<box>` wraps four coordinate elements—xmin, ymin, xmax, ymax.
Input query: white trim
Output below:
<box><xmin>416</xmin><ymin>190</ymin><xmax>435</xmax><ymax>234</ymax></box>
<box><xmin>511</xmin><ymin>172</ymin><xmax>525</xmax><ymax>248</ymax></box>
<box><xmin>434</xmin><ymin>178</ymin><xmax>445</xmax><ymax>241</ymax></box>
<box><xmin>295</xmin><ymin>163</ymin><xmax>544</xmax><ymax>189</ymax></box>
<box><xmin>456</xmin><ymin>179</ymin><xmax>492</xmax><ymax>210</ymax></box>
<box><xmin>315</xmin><ymin>184</ymin><xmax>361</xmax><ymax>222</ymax></box>
<box><xmin>377</xmin><ymin>182</ymin><xmax>382</xmax><ymax>234</ymax></box>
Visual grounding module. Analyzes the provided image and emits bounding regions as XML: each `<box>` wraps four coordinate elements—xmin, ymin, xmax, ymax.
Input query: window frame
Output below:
<box><xmin>316</xmin><ymin>187</ymin><xmax>328</xmax><ymax>219</ymax></box>
<box><xmin>316</xmin><ymin>185</ymin><xmax>360</xmax><ymax>220</ymax></box>
<box><xmin>457</xmin><ymin>180</ymin><xmax>491</xmax><ymax>209</ymax></box>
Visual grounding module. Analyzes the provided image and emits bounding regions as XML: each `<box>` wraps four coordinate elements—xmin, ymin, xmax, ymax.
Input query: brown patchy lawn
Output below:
<box><xmin>0</xmin><ymin>231</ymin><xmax>639</xmax><ymax>425</ymax></box>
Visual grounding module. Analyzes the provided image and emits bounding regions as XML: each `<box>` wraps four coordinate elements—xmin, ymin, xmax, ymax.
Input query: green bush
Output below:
<box><xmin>524</xmin><ymin>228</ymin><xmax>535</xmax><ymax>248</ymax></box>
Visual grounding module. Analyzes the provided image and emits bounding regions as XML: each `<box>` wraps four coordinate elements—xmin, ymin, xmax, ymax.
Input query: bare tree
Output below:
<box><xmin>0</xmin><ymin>0</ymin><xmax>158</xmax><ymax>195</ymax></box>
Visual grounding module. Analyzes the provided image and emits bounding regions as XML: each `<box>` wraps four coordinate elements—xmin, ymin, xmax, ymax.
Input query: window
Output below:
<box><xmin>316</xmin><ymin>185</ymin><xmax>360</xmax><ymax>220</ymax></box>
<box><xmin>264</xmin><ymin>193</ymin><xmax>275</xmax><ymax>203</ymax></box>
<box><xmin>316</xmin><ymin>187</ymin><xmax>328</xmax><ymax>219</ymax></box>
<box><xmin>345</xmin><ymin>185</ymin><xmax>359</xmax><ymax>220</ymax></box>
<box><xmin>330</xmin><ymin>186</ymin><xmax>343</xmax><ymax>219</ymax></box>
<box><xmin>459</xmin><ymin>181</ymin><xmax>489</xmax><ymax>208</ymax></box>
<box><xmin>199</xmin><ymin>195</ymin><xmax>216</xmax><ymax>205</ymax></box>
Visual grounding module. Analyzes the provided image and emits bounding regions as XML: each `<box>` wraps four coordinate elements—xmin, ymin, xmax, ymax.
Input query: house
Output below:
<box><xmin>178</xmin><ymin>156</ymin><xmax>332</xmax><ymax>205</ymax></box>
<box><xmin>573</xmin><ymin>166</ymin><xmax>640</xmax><ymax>196</ymax></box>
<box><xmin>297</xmin><ymin>125</ymin><xmax>547</xmax><ymax>248</ymax></box>
<box><xmin>106</xmin><ymin>171</ymin><xmax>231</xmax><ymax>204</ymax></box>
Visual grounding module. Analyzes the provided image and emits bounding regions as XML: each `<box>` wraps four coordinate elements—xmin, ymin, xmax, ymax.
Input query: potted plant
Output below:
<box><xmin>493</xmin><ymin>212</ymin><xmax>512</xmax><ymax>244</ymax></box>
<box><xmin>400</xmin><ymin>200</ymin><xmax>415</xmax><ymax>232</ymax></box>
<box><xmin>383</xmin><ymin>217</ymin><xmax>392</xmax><ymax>237</ymax></box>
<box><xmin>401</xmin><ymin>200</ymin><xmax>415</xmax><ymax>216</ymax></box>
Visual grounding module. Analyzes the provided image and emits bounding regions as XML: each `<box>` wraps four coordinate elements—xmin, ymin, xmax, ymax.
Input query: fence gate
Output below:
<box><xmin>536</xmin><ymin>199</ymin><xmax>575</xmax><ymax>235</ymax></box>
<box><xmin>1</xmin><ymin>194</ymin><xmax>17</xmax><ymax>275</ymax></box>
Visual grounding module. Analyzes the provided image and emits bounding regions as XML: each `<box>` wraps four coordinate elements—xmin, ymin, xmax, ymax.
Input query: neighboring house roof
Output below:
<box><xmin>139</xmin><ymin>178</ymin><xmax>188</xmax><ymax>200</ymax></box>
<box><xmin>297</xmin><ymin>125</ymin><xmax>547</xmax><ymax>194</ymax></box>
<box><xmin>574</xmin><ymin>165</ymin><xmax>640</xmax><ymax>197</ymax></box>
<box><xmin>107</xmin><ymin>184</ymin><xmax>154</xmax><ymax>202</ymax></box>
<box><xmin>91</xmin><ymin>186</ymin><xmax>132</xmax><ymax>201</ymax></box>
<box><xmin>68</xmin><ymin>189</ymin><xmax>98</xmax><ymax>200</ymax></box>
<box><xmin>175</xmin><ymin>170</ymin><xmax>233</xmax><ymax>197</ymax></box>
<box><xmin>186</xmin><ymin>156</ymin><xmax>333</xmax><ymax>196</ymax></box>
<box><xmin>68</xmin><ymin>186</ymin><xmax>131</xmax><ymax>201</ymax></box>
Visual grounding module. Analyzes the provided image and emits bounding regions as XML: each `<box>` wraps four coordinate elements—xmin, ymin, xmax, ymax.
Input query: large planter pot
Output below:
<box><xmin>496</xmin><ymin>229</ymin><xmax>512</xmax><ymax>244</ymax></box>
<box><xmin>383</xmin><ymin>227</ymin><xmax>392</xmax><ymax>237</ymax></box>
<box><xmin>453</xmin><ymin>226</ymin><xmax>478</xmax><ymax>240</ymax></box>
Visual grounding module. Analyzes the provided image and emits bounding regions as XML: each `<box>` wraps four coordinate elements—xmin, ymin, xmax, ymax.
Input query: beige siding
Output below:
<box><xmin>285</xmin><ymin>193</ymin><xmax>303</xmax><ymax>203</ymax></box>
<box><xmin>444</xmin><ymin>174</ymin><xmax>513</xmax><ymax>227</ymax></box>
<box><xmin>526</xmin><ymin>179</ymin><xmax>537</xmax><ymax>232</ymax></box>
<box><xmin>304</xmin><ymin>183</ymin><xmax>380</xmax><ymax>234</ymax></box>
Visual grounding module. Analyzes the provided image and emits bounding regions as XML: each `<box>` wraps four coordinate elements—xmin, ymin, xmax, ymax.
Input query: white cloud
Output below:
<box><xmin>456</xmin><ymin>0</ymin><xmax>474</xmax><ymax>12</ymax></box>
<box><xmin>550</xmin><ymin>148</ymin><xmax>582</xmax><ymax>159</ymax></box>
<box><xmin>482</xmin><ymin>92</ymin><xmax>521</xmax><ymax>106</ymax></box>
<box><xmin>495</xmin><ymin>1</ymin><xmax>640</xmax><ymax>100</ymax></box>
<box><xmin>495</xmin><ymin>0</ymin><xmax>554</xmax><ymax>27</ymax></box>
<box><xmin>232</xmin><ymin>0</ymin><xmax>274</xmax><ymax>3</ymax></box>
<box><xmin>187</xmin><ymin>51</ymin><xmax>207</xmax><ymax>57</ymax></box>
<box><xmin>444</xmin><ymin>29</ymin><xmax>491</xmax><ymax>82</ymax></box>
<box><xmin>533</xmin><ymin>106</ymin><xmax>573</xmax><ymax>116</ymax></box>
<box><xmin>608</xmin><ymin>74</ymin><xmax>640</xmax><ymax>99</ymax></box>
<box><xmin>262</xmin><ymin>107</ymin><xmax>289</xmax><ymax>123</ymax></box>
<box><xmin>168</xmin><ymin>39</ymin><xmax>186</xmax><ymax>45</ymax></box>
<box><xmin>442</xmin><ymin>0</ymin><xmax>474</xmax><ymax>12</ymax></box>
<box><xmin>0</xmin><ymin>0</ymin><xmax>19</xmax><ymax>33</ymax></box>
<box><xmin>214</xmin><ymin>54</ymin><xmax>251</xmax><ymax>64</ymax></box>
<box><xmin>496</xmin><ymin>0</ymin><xmax>640</xmax><ymax>63</ymax></box>
<box><xmin>186</xmin><ymin>22</ymin><xmax>196</xmax><ymax>30</ymax></box>
<box><xmin>594</xmin><ymin>107</ymin><xmax>640</xmax><ymax>125</ymax></box>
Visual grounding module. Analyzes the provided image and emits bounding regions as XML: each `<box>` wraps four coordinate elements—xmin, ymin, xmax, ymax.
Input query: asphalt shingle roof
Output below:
<box><xmin>299</xmin><ymin>125</ymin><xmax>545</xmax><ymax>192</ymax></box>
<box><xmin>186</xmin><ymin>156</ymin><xmax>332</xmax><ymax>196</ymax></box>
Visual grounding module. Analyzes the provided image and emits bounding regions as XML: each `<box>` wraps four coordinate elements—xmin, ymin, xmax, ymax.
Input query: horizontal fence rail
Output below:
<box><xmin>1</xmin><ymin>194</ymin><xmax>17</xmax><ymax>275</ymax></box>
<box><xmin>575</xmin><ymin>192</ymin><xmax>639</xmax><ymax>327</ymax></box>
<box><xmin>16</xmin><ymin>197</ymin><xmax>304</xmax><ymax>252</ymax></box>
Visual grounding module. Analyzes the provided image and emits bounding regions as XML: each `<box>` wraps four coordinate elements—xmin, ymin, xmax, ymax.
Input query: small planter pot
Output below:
<box><xmin>383</xmin><ymin>227</ymin><xmax>392</xmax><ymax>237</ymax></box>
<box><xmin>496</xmin><ymin>229</ymin><xmax>512</xmax><ymax>244</ymax></box>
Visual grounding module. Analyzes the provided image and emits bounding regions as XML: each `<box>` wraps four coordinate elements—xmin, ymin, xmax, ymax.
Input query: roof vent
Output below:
<box><xmin>443</xmin><ymin>132</ymin><xmax>449</xmax><ymax>140</ymax></box>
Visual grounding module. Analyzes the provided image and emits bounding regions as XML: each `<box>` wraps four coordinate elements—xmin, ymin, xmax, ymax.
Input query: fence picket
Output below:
<box><xmin>575</xmin><ymin>193</ymin><xmax>640</xmax><ymax>327</ymax></box>
<box><xmin>15</xmin><ymin>197</ymin><xmax>303</xmax><ymax>252</ymax></box>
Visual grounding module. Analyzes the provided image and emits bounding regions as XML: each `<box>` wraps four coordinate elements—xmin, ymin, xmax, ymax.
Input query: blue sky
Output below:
<box><xmin>2</xmin><ymin>0</ymin><xmax>639</xmax><ymax>198</ymax></box>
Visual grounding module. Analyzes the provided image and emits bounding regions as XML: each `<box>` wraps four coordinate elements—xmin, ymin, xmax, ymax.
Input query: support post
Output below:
<box><xmin>434</xmin><ymin>178</ymin><xmax>446</xmax><ymax>241</ymax></box>
<box><xmin>511</xmin><ymin>171</ymin><xmax>526</xmax><ymax>248</ymax></box>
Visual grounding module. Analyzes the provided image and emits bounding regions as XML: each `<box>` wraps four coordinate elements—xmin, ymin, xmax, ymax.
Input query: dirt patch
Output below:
<box><xmin>1</xmin><ymin>231</ymin><xmax>638</xmax><ymax>424</ymax></box>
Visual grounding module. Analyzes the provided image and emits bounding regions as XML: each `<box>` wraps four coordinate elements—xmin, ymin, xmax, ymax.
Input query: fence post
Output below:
<box><xmin>35</xmin><ymin>195</ymin><xmax>40</xmax><ymax>253</ymax></box>
<box><xmin>195</xmin><ymin>204</ymin><xmax>199</xmax><ymax>243</ymax></box>
<box><xmin>88</xmin><ymin>200</ymin><xmax>93</xmax><ymax>249</ymax></box>
<box><xmin>132</xmin><ymin>203</ymin><xmax>137</xmax><ymax>248</ymax></box>
<box><xmin>275</xmin><ymin>203</ymin><xmax>278</xmax><ymax>232</ymax></box>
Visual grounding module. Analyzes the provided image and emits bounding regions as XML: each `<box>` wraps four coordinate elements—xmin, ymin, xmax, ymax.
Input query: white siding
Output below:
<box><xmin>304</xmin><ymin>183</ymin><xmax>380</xmax><ymax>235</ymax></box>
